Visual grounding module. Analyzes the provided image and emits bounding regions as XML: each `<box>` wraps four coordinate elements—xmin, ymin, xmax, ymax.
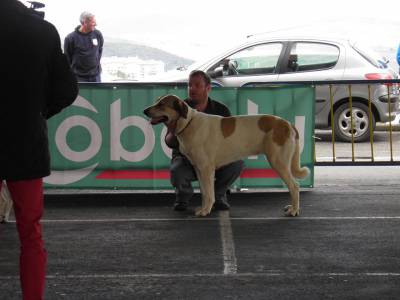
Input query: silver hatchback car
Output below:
<box><xmin>165</xmin><ymin>37</ymin><xmax>399</xmax><ymax>142</ymax></box>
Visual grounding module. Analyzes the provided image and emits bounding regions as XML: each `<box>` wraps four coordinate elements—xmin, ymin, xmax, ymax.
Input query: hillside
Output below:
<box><xmin>103</xmin><ymin>39</ymin><xmax>194</xmax><ymax>71</ymax></box>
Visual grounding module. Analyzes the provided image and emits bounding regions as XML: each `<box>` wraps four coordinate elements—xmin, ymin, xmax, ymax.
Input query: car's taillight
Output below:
<box><xmin>365</xmin><ymin>73</ymin><xmax>393</xmax><ymax>86</ymax></box>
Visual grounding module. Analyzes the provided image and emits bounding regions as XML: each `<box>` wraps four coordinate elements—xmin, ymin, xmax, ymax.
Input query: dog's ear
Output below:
<box><xmin>173</xmin><ymin>98</ymin><xmax>188</xmax><ymax>119</ymax></box>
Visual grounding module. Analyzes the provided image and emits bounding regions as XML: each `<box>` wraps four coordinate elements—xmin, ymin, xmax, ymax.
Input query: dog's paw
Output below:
<box><xmin>195</xmin><ymin>207</ymin><xmax>211</xmax><ymax>217</ymax></box>
<box><xmin>284</xmin><ymin>205</ymin><xmax>299</xmax><ymax>217</ymax></box>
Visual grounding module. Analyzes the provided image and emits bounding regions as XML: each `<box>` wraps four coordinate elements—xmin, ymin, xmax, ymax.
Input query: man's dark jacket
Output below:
<box><xmin>0</xmin><ymin>0</ymin><xmax>78</xmax><ymax>180</ymax></box>
<box><xmin>64</xmin><ymin>26</ymin><xmax>104</xmax><ymax>78</ymax></box>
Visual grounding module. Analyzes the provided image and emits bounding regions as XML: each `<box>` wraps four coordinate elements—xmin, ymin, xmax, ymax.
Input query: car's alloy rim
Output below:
<box><xmin>338</xmin><ymin>107</ymin><xmax>369</xmax><ymax>138</ymax></box>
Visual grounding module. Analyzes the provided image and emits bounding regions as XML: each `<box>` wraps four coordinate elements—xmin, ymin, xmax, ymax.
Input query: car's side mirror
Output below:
<box><xmin>208</xmin><ymin>66</ymin><xmax>223</xmax><ymax>78</ymax></box>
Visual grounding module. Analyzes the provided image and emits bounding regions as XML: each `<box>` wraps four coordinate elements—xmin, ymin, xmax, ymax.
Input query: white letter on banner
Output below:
<box><xmin>110</xmin><ymin>99</ymin><xmax>155</xmax><ymax>162</ymax></box>
<box><xmin>247</xmin><ymin>99</ymin><xmax>258</xmax><ymax>115</ymax></box>
<box><xmin>247</xmin><ymin>99</ymin><xmax>305</xmax><ymax>154</ymax></box>
<box><xmin>55</xmin><ymin>116</ymin><xmax>102</xmax><ymax>162</ymax></box>
<box><xmin>247</xmin><ymin>99</ymin><xmax>259</xmax><ymax>159</ymax></box>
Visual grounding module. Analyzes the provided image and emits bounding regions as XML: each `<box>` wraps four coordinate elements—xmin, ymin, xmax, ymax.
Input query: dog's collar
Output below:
<box><xmin>175</xmin><ymin>118</ymin><xmax>193</xmax><ymax>136</ymax></box>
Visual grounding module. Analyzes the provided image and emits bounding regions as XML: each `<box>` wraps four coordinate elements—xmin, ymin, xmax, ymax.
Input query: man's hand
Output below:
<box><xmin>165</xmin><ymin>131</ymin><xmax>178</xmax><ymax>149</ymax></box>
<box><xmin>165</xmin><ymin>122</ymin><xmax>179</xmax><ymax>149</ymax></box>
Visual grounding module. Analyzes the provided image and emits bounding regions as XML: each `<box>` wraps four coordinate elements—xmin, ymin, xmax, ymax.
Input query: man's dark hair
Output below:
<box><xmin>189</xmin><ymin>70</ymin><xmax>211</xmax><ymax>85</ymax></box>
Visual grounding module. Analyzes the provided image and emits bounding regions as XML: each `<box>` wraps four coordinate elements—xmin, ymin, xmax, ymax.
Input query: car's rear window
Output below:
<box><xmin>288</xmin><ymin>42</ymin><xmax>339</xmax><ymax>72</ymax></box>
<box><xmin>351</xmin><ymin>43</ymin><xmax>382</xmax><ymax>68</ymax></box>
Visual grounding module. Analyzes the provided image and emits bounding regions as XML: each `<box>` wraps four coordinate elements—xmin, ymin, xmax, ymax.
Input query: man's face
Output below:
<box><xmin>83</xmin><ymin>17</ymin><xmax>97</xmax><ymax>32</ymax></box>
<box><xmin>188</xmin><ymin>74</ymin><xmax>211</xmax><ymax>103</ymax></box>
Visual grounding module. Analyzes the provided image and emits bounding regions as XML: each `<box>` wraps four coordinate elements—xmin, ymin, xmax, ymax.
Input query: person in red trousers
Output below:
<box><xmin>0</xmin><ymin>1</ymin><xmax>78</xmax><ymax>299</ymax></box>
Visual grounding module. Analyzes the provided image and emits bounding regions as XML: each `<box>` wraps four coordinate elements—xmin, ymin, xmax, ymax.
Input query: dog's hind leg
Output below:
<box><xmin>272</xmin><ymin>161</ymin><xmax>300</xmax><ymax>216</ymax></box>
<box><xmin>282</xmin><ymin>177</ymin><xmax>300</xmax><ymax>217</ymax></box>
<box><xmin>266</xmin><ymin>146</ymin><xmax>300</xmax><ymax>217</ymax></box>
<box><xmin>194</xmin><ymin>167</ymin><xmax>215</xmax><ymax>217</ymax></box>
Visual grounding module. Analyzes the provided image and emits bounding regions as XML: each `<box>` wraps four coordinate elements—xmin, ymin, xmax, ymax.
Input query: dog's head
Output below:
<box><xmin>143</xmin><ymin>94</ymin><xmax>188</xmax><ymax>126</ymax></box>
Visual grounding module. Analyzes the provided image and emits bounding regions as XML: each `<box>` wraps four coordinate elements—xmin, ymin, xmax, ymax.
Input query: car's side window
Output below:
<box><xmin>223</xmin><ymin>43</ymin><xmax>283</xmax><ymax>76</ymax></box>
<box><xmin>288</xmin><ymin>43</ymin><xmax>339</xmax><ymax>72</ymax></box>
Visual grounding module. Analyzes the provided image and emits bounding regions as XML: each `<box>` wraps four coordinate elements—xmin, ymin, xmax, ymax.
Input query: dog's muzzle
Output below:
<box><xmin>143</xmin><ymin>108</ymin><xmax>168</xmax><ymax>125</ymax></box>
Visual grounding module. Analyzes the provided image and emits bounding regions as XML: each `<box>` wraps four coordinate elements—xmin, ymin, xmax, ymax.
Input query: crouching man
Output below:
<box><xmin>165</xmin><ymin>70</ymin><xmax>244</xmax><ymax>211</ymax></box>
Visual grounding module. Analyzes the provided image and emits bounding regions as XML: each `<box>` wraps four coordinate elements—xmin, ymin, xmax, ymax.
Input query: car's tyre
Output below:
<box><xmin>333</xmin><ymin>102</ymin><xmax>375</xmax><ymax>142</ymax></box>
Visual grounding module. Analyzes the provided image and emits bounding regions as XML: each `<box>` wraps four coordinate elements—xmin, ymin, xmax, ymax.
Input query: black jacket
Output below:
<box><xmin>0</xmin><ymin>0</ymin><xmax>78</xmax><ymax>180</ymax></box>
<box><xmin>64</xmin><ymin>26</ymin><xmax>104</xmax><ymax>77</ymax></box>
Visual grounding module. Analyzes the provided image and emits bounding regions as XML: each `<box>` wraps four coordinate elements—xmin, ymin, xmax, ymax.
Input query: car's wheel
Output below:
<box><xmin>333</xmin><ymin>102</ymin><xmax>375</xmax><ymax>142</ymax></box>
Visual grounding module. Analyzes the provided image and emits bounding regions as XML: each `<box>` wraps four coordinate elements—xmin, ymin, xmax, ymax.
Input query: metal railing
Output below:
<box><xmin>317</xmin><ymin>80</ymin><xmax>398</xmax><ymax>165</ymax></box>
<box><xmin>247</xmin><ymin>79</ymin><xmax>400</xmax><ymax>166</ymax></box>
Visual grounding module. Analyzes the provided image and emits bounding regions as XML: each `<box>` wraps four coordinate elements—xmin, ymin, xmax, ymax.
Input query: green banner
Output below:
<box><xmin>45</xmin><ymin>84</ymin><xmax>314</xmax><ymax>189</ymax></box>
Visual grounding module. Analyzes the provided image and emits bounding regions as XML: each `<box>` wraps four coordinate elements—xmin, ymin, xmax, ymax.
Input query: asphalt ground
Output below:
<box><xmin>1</xmin><ymin>166</ymin><xmax>400</xmax><ymax>299</ymax></box>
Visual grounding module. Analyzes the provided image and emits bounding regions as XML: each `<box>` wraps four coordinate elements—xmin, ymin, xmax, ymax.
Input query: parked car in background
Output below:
<box><xmin>157</xmin><ymin>37</ymin><xmax>399</xmax><ymax>142</ymax></box>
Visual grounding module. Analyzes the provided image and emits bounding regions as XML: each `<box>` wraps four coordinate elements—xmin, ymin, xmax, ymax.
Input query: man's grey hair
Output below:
<box><xmin>79</xmin><ymin>11</ymin><xmax>95</xmax><ymax>24</ymax></box>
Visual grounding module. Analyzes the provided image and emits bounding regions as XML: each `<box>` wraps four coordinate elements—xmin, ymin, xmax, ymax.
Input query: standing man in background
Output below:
<box><xmin>0</xmin><ymin>0</ymin><xmax>78</xmax><ymax>299</ymax></box>
<box><xmin>64</xmin><ymin>11</ymin><xmax>104</xmax><ymax>82</ymax></box>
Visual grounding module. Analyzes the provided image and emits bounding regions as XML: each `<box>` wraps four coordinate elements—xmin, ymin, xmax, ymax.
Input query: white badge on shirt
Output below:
<box><xmin>92</xmin><ymin>38</ymin><xmax>98</xmax><ymax>46</ymax></box>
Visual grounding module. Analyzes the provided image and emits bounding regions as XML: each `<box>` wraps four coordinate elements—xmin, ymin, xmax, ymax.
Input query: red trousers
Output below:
<box><xmin>1</xmin><ymin>178</ymin><xmax>47</xmax><ymax>300</ymax></box>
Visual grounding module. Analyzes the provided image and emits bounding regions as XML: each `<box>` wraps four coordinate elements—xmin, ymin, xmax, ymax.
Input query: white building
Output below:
<box><xmin>101</xmin><ymin>56</ymin><xmax>165</xmax><ymax>81</ymax></box>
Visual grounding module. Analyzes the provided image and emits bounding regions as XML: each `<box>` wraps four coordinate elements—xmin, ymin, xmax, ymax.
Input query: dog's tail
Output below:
<box><xmin>290</xmin><ymin>126</ymin><xmax>310</xmax><ymax>179</ymax></box>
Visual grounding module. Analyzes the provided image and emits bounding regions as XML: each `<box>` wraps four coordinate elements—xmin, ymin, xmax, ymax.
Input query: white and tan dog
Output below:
<box><xmin>144</xmin><ymin>94</ymin><xmax>310</xmax><ymax>217</ymax></box>
<box><xmin>0</xmin><ymin>181</ymin><xmax>13</xmax><ymax>223</ymax></box>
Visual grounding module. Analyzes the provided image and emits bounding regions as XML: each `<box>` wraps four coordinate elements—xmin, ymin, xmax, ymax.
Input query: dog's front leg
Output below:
<box><xmin>194</xmin><ymin>167</ymin><xmax>215</xmax><ymax>217</ymax></box>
